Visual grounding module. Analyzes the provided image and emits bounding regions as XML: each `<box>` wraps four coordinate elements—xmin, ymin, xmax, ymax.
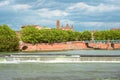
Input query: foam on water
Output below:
<box><xmin>1</xmin><ymin>59</ymin><xmax>120</xmax><ymax>64</ymax></box>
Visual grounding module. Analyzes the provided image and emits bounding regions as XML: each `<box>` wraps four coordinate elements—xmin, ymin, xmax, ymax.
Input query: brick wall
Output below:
<box><xmin>88</xmin><ymin>43</ymin><xmax>108</xmax><ymax>49</ymax></box>
<box><xmin>114</xmin><ymin>43</ymin><xmax>120</xmax><ymax>49</ymax></box>
<box><xmin>19</xmin><ymin>41</ymin><xmax>120</xmax><ymax>51</ymax></box>
<box><xmin>19</xmin><ymin>41</ymin><xmax>87</xmax><ymax>51</ymax></box>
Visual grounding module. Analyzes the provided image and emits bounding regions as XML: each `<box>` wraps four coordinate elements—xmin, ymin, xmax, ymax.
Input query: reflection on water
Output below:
<box><xmin>1</xmin><ymin>50</ymin><xmax>120</xmax><ymax>55</ymax></box>
<box><xmin>0</xmin><ymin>63</ymin><xmax>120</xmax><ymax>80</ymax></box>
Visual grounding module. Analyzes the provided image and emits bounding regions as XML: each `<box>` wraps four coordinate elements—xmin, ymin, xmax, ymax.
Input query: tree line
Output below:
<box><xmin>0</xmin><ymin>25</ymin><xmax>120</xmax><ymax>52</ymax></box>
<box><xmin>21</xmin><ymin>26</ymin><xmax>91</xmax><ymax>44</ymax></box>
<box><xmin>93</xmin><ymin>30</ymin><xmax>120</xmax><ymax>40</ymax></box>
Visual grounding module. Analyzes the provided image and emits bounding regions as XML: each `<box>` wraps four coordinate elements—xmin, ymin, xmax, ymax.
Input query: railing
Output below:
<box><xmin>85</xmin><ymin>40</ymin><xmax>120</xmax><ymax>43</ymax></box>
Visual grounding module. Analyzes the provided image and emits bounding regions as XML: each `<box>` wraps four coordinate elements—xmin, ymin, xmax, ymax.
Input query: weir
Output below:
<box><xmin>4</xmin><ymin>54</ymin><xmax>120</xmax><ymax>62</ymax></box>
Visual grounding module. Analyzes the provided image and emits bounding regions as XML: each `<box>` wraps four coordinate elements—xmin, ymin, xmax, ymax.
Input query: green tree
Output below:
<box><xmin>21</xmin><ymin>25</ymin><xmax>40</xmax><ymax>44</ymax></box>
<box><xmin>66</xmin><ymin>30</ymin><xmax>76</xmax><ymax>41</ymax></box>
<box><xmin>74</xmin><ymin>31</ymin><xmax>82</xmax><ymax>41</ymax></box>
<box><xmin>81</xmin><ymin>30</ymin><xmax>91</xmax><ymax>40</ymax></box>
<box><xmin>0</xmin><ymin>25</ymin><xmax>19</xmax><ymax>52</ymax></box>
<box><xmin>110</xmin><ymin>30</ymin><xmax>120</xmax><ymax>40</ymax></box>
<box><xmin>93</xmin><ymin>30</ymin><xmax>120</xmax><ymax>40</ymax></box>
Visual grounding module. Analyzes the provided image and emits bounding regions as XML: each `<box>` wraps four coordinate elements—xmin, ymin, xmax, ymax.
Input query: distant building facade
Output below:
<box><xmin>21</xmin><ymin>25</ymin><xmax>51</xmax><ymax>30</ymax></box>
<box><xmin>56</xmin><ymin>20</ymin><xmax>74</xmax><ymax>31</ymax></box>
<box><xmin>111</xmin><ymin>28</ymin><xmax>120</xmax><ymax>30</ymax></box>
<box><xmin>21</xmin><ymin>25</ymin><xmax>42</xmax><ymax>29</ymax></box>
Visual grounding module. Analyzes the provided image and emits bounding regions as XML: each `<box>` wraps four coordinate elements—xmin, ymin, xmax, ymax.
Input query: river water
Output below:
<box><xmin>0</xmin><ymin>50</ymin><xmax>120</xmax><ymax>80</ymax></box>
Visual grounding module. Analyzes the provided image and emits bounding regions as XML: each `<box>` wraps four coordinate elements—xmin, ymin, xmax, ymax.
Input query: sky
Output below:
<box><xmin>0</xmin><ymin>0</ymin><xmax>120</xmax><ymax>31</ymax></box>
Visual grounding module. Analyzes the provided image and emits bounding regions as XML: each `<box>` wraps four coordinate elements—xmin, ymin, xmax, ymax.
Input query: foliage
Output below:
<box><xmin>81</xmin><ymin>30</ymin><xmax>91</xmax><ymax>40</ymax></box>
<box><xmin>21</xmin><ymin>27</ymin><xmax>83</xmax><ymax>44</ymax></box>
<box><xmin>93</xmin><ymin>30</ymin><xmax>120</xmax><ymax>40</ymax></box>
<box><xmin>21</xmin><ymin>26</ymin><xmax>40</xmax><ymax>44</ymax></box>
<box><xmin>0</xmin><ymin>25</ymin><xmax>19</xmax><ymax>52</ymax></box>
<box><xmin>21</xmin><ymin>26</ymin><xmax>120</xmax><ymax>44</ymax></box>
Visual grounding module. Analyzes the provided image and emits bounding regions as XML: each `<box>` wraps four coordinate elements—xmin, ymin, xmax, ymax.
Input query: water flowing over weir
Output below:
<box><xmin>4</xmin><ymin>53</ymin><xmax>120</xmax><ymax>63</ymax></box>
<box><xmin>1</xmin><ymin>50</ymin><xmax>120</xmax><ymax>80</ymax></box>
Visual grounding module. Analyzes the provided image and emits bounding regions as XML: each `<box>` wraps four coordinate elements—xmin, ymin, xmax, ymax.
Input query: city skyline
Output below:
<box><xmin>0</xmin><ymin>0</ymin><xmax>120</xmax><ymax>31</ymax></box>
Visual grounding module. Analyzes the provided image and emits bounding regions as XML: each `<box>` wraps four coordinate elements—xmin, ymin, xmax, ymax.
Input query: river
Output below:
<box><xmin>0</xmin><ymin>50</ymin><xmax>120</xmax><ymax>80</ymax></box>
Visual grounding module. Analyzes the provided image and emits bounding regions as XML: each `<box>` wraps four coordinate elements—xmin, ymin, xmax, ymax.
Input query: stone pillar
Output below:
<box><xmin>91</xmin><ymin>32</ymin><xmax>94</xmax><ymax>40</ymax></box>
<box><xmin>107</xmin><ymin>39</ymin><xmax>113</xmax><ymax>50</ymax></box>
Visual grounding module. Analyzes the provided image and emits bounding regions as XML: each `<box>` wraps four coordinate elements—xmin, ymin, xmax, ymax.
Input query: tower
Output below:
<box><xmin>66</xmin><ymin>24</ymin><xmax>69</xmax><ymax>29</ymax></box>
<box><xmin>56</xmin><ymin>20</ymin><xmax>60</xmax><ymax>29</ymax></box>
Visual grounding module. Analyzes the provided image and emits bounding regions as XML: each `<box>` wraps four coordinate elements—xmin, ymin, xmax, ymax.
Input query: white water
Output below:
<box><xmin>1</xmin><ymin>56</ymin><xmax>120</xmax><ymax>63</ymax></box>
<box><xmin>1</xmin><ymin>50</ymin><xmax>120</xmax><ymax>63</ymax></box>
<box><xmin>1</xmin><ymin>50</ymin><xmax>120</xmax><ymax>80</ymax></box>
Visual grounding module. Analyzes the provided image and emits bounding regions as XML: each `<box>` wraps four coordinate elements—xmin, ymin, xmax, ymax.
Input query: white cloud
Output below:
<box><xmin>0</xmin><ymin>1</ymin><xmax>10</xmax><ymax>6</ymax></box>
<box><xmin>60</xmin><ymin>19</ymin><xmax>74</xmax><ymax>25</ymax></box>
<box><xmin>33</xmin><ymin>0</ymin><xmax>46</xmax><ymax>7</ymax></box>
<box><xmin>79</xmin><ymin>22</ymin><xmax>120</xmax><ymax>28</ymax></box>
<box><xmin>12</xmin><ymin>4</ymin><xmax>31</xmax><ymax>10</ymax></box>
<box><xmin>68</xmin><ymin>2</ymin><xmax>120</xmax><ymax>13</ymax></box>
<box><xmin>37</xmin><ymin>8</ymin><xmax>69</xmax><ymax>18</ymax></box>
<box><xmin>79</xmin><ymin>22</ymin><xmax>104</xmax><ymax>27</ymax></box>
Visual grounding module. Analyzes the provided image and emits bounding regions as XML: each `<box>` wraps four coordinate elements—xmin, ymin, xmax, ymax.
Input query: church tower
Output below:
<box><xmin>56</xmin><ymin>20</ymin><xmax>60</xmax><ymax>29</ymax></box>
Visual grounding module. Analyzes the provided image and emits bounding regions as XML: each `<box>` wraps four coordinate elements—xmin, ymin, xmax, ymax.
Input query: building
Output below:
<box><xmin>111</xmin><ymin>28</ymin><xmax>120</xmax><ymax>30</ymax></box>
<box><xmin>56</xmin><ymin>20</ymin><xmax>74</xmax><ymax>31</ymax></box>
<box><xmin>21</xmin><ymin>25</ymin><xmax>42</xmax><ymax>29</ymax></box>
<box><xmin>21</xmin><ymin>25</ymin><xmax>51</xmax><ymax>30</ymax></box>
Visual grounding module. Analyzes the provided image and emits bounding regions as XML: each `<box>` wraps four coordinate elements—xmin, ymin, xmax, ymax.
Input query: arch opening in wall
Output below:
<box><xmin>22</xmin><ymin>46</ymin><xmax>28</xmax><ymax>50</ymax></box>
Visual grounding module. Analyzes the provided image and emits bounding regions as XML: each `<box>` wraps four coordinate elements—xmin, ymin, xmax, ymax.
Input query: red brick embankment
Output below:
<box><xmin>19</xmin><ymin>41</ymin><xmax>87</xmax><ymax>51</ymax></box>
<box><xmin>19</xmin><ymin>41</ymin><xmax>120</xmax><ymax>51</ymax></box>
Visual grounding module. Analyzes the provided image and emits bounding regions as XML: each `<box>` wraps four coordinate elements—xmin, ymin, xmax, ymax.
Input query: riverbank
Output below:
<box><xmin>19</xmin><ymin>41</ymin><xmax>120</xmax><ymax>51</ymax></box>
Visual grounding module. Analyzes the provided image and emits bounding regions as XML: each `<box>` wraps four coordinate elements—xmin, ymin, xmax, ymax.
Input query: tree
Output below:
<box><xmin>66</xmin><ymin>30</ymin><xmax>76</xmax><ymax>41</ymax></box>
<box><xmin>93</xmin><ymin>30</ymin><xmax>120</xmax><ymax>40</ymax></box>
<box><xmin>74</xmin><ymin>31</ymin><xmax>82</xmax><ymax>41</ymax></box>
<box><xmin>21</xmin><ymin>25</ymin><xmax>40</xmax><ymax>44</ymax></box>
<box><xmin>81</xmin><ymin>30</ymin><xmax>91</xmax><ymax>40</ymax></box>
<box><xmin>0</xmin><ymin>25</ymin><xmax>19</xmax><ymax>52</ymax></box>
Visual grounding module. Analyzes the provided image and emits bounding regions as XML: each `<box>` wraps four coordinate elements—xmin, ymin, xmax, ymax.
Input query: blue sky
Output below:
<box><xmin>0</xmin><ymin>0</ymin><xmax>120</xmax><ymax>31</ymax></box>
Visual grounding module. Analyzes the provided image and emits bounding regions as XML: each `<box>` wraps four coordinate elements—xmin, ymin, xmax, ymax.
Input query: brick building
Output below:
<box><xmin>111</xmin><ymin>28</ymin><xmax>120</xmax><ymax>30</ymax></box>
<box><xmin>56</xmin><ymin>20</ymin><xmax>74</xmax><ymax>31</ymax></box>
<box><xmin>21</xmin><ymin>25</ymin><xmax>42</xmax><ymax>29</ymax></box>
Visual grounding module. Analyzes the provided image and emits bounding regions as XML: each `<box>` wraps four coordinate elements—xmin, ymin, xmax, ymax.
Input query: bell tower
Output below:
<box><xmin>56</xmin><ymin>20</ymin><xmax>60</xmax><ymax>29</ymax></box>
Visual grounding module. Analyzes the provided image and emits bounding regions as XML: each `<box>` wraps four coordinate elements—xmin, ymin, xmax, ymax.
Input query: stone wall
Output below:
<box><xmin>88</xmin><ymin>43</ymin><xmax>108</xmax><ymax>49</ymax></box>
<box><xmin>19</xmin><ymin>41</ymin><xmax>120</xmax><ymax>51</ymax></box>
<box><xmin>114</xmin><ymin>43</ymin><xmax>120</xmax><ymax>49</ymax></box>
<box><xmin>87</xmin><ymin>43</ymin><xmax>120</xmax><ymax>50</ymax></box>
<box><xmin>19</xmin><ymin>41</ymin><xmax>87</xmax><ymax>51</ymax></box>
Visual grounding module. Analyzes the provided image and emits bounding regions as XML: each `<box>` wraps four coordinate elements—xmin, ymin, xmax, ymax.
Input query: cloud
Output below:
<box><xmin>37</xmin><ymin>8</ymin><xmax>69</xmax><ymax>18</ymax></box>
<box><xmin>32</xmin><ymin>0</ymin><xmax>46</xmax><ymax>8</ymax></box>
<box><xmin>68</xmin><ymin>2</ymin><xmax>120</xmax><ymax>13</ymax></box>
<box><xmin>0</xmin><ymin>0</ymin><xmax>120</xmax><ymax>31</ymax></box>
<box><xmin>79</xmin><ymin>22</ymin><xmax>105</xmax><ymax>27</ymax></box>
<box><xmin>0</xmin><ymin>1</ymin><xmax>10</xmax><ymax>6</ymax></box>
<box><xmin>12</xmin><ymin>4</ymin><xmax>31</xmax><ymax>10</ymax></box>
<box><xmin>78</xmin><ymin>22</ymin><xmax>120</xmax><ymax>29</ymax></box>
